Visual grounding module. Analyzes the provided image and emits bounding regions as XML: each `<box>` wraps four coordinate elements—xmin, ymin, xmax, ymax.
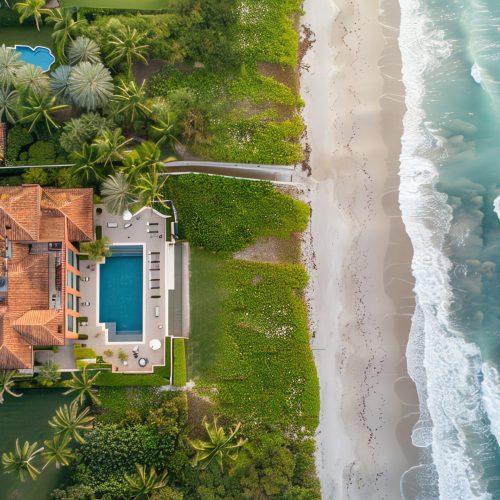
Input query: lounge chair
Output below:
<box><xmin>107</xmin><ymin>222</ymin><xmax>118</xmax><ymax>228</ymax></box>
<box><xmin>124</xmin><ymin>223</ymin><xmax>132</xmax><ymax>229</ymax></box>
<box><xmin>147</xmin><ymin>229</ymin><xmax>159</xmax><ymax>234</ymax></box>
<box><xmin>147</xmin><ymin>222</ymin><xmax>158</xmax><ymax>226</ymax></box>
<box><xmin>154</xmin><ymin>306</ymin><xmax>160</xmax><ymax>317</ymax></box>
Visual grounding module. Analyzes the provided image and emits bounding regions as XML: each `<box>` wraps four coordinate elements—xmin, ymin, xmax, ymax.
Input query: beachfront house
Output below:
<box><xmin>0</xmin><ymin>183</ymin><xmax>186</xmax><ymax>375</ymax></box>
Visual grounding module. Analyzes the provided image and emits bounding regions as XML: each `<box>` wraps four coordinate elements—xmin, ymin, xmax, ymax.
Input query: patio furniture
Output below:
<box><xmin>132</xmin><ymin>345</ymin><xmax>139</xmax><ymax>353</ymax></box>
<box><xmin>147</xmin><ymin>229</ymin><xmax>159</xmax><ymax>234</ymax></box>
<box><xmin>138</xmin><ymin>357</ymin><xmax>148</xmax><ymax>367</ymax></box>
<box><xmin>107</xmin><ymin>222</ymin><xmax>118</xmax><ymax>228</ymax></box>
<box><xmin>158</xmin><ymin>324</ymin><xmax>163</xmax><ymax>330</ymax></box>
<box><xmin>147</xmin><ymin>222</ymin><xmax>158</xmax><ymax>226</ymax></box>
<box><xmin>80</xmin><ymin>321</ymin><xmax>88</xmax><ymax>326</ymax></box>
<box><xmin>81</xmin><ymin>301</ymin><xmax>90</xmax><ymax>306</ymax></box>
<box><xmin>149</xmin><ymin>339</ymin><xmax>161</xmax><ymax>351</ymax></box>
<box><xmin>154</xmin><ymin>306</ymin><xmax>160</xmax><ymax>318</ymax></box>
<box><xmin>124</xmin><ymin>223</ymin><xmax>132</xmax><ymax>228</ymax></box>
<box><xmin>81</xmin><ymin>276</ymin><xmax>90</xmax><ymax>282</ymax></box>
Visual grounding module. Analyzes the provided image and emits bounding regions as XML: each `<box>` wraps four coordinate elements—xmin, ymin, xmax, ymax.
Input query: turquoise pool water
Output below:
<box><xmin>99</xmin><ymin>245</ymin><xmax>143</xmax><ymax>335</ymax></box>
<box><xmin>14</xmin><ymin>45</ymin><xmax>54</xmax><ymax>72</ymax></box>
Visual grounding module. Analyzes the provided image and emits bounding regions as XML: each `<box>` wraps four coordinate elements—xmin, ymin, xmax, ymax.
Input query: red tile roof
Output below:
<box><xmin>0</xmin><ymin>185</ymin><xmax>94</xmax><ymax>370</ymax></box>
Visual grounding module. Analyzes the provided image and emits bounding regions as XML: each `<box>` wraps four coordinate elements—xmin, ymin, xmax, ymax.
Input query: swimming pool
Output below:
<box><xmin>99</xmin><ymin>245</ymin><xmax>143</xmax><ymax>338</ymax></box>
<box><xmin>14</xmin><ymin>45</ymin><xmax>55</xmax><ymax>72</ymax></box>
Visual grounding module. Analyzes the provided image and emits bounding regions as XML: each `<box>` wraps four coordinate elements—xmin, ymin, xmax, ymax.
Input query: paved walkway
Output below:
<box><xmin>1</xmin><ymin>162</ymin><xmax>299</xmax><ymax>183</ymax></box>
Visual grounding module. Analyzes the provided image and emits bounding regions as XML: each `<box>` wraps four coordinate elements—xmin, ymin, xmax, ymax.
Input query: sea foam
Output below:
<box><xmin>399</xmin><ymin>0</ymin><xmax>497</xmax><ymax>497</ymax></box>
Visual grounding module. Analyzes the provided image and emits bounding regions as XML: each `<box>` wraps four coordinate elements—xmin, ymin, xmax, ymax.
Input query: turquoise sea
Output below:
<box><xmin>399</xmin><ymin>0</ymin><xmax>500</xmax><ymax>497</ymax></box>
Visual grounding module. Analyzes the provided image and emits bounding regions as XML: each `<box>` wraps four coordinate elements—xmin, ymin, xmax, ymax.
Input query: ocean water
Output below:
<box><xmin>399</xmin><ymin>0</ymin><xmax>500</xmax><ymax>497</ymax></box>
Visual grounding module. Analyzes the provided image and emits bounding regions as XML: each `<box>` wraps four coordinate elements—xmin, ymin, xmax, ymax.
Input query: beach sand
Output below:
<box><xmin>300</xmin><ymin>0</ymin><xmax>419</xmax><ymax>498</ymax></box>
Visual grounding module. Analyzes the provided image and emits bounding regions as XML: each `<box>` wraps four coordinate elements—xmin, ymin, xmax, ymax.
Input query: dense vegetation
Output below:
<box><xmin>165</xmin><ymin>175</ymin><xmax>309</xmax><ymax>252</ymax></box>
<box><xmin>1</xmin><ymin>0</ymin><xmax>304</xmax><ymax>181</ymax></box>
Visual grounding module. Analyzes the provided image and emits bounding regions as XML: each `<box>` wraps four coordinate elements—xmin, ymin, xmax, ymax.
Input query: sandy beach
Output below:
<box><xmin>300</xmin><ymin>0</ymin><xmax>419</xmax><ymax>498</ymax></box>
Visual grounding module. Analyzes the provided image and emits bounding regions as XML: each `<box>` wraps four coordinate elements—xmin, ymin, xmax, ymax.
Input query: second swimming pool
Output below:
<box><xmin>99</xmin><ymin>245</ymin><xmax>143</xmax><ymax>337</ymax></box>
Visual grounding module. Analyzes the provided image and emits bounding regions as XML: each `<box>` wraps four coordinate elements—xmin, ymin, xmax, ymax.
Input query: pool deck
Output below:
<box><xmin>76</xmin><ymin>206</ymin><xmax>176</xmax><ymax>373</ymax></box>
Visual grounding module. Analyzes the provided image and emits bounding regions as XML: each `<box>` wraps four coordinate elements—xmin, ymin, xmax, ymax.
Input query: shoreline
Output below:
<box><xmin>300</xmin><ymin>0</ymin><xmax>419</xmax><ymax>498</ymax></box>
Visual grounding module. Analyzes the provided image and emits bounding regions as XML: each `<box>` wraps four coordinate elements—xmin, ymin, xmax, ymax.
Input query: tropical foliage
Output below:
<box><xmin>189</xmin><ymin>417</ymin><xmax>247</xmax><ymax>470</ymax></box>
<box><xmin>1</xmin><ymin>439</ymin><xmax>43</xmax><ymax>482</ymax></box>
<box><xmin>79</xmin><ymin>236</ymin><xmax>112</xmax><ymax>262</ymax></box>
<box><xmin>67</xmin><ymin>61</ymin><xmax>113</xmax><ymax>110</ymax></box>
<box><xmin>0</xmin><ymin>370</ymin><xmax>22</xmax><ymax>404</ymax></box>
<box><xmin>48</xmin><ymin>401</ymin><xmax>94</xmax><ymax>444</ymax></box>
<box><xmin>42</xmin><ymin>434</ymin><xmax>74</xmax><ymax>468</ymax></box>
<box><xmin>63</xmin><ymin>369</ymin><xmax>101</xmax><ymax>406</ymax></box>
<box><xmin>13</xmin><ymin>0</ymin><xmax>49</xmax><ymax>31</ymax></box>
<box><xmin>36</xmin><ymin>361</ymin><xmax>61</xmax><ymax>387</ymax></box>
<box><xmin>101</xmin><ymin>172</ymin><xmax>135</xmax><ymax>215</ymax></box>
<box><xmin>124</xmin><ymin>464</ymin><xmax>168</xmax><ymax>499</ymax></box>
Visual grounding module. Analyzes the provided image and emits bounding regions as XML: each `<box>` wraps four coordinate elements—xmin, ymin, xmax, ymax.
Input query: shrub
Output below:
<box><xmin>36</xmin><ymin>361</ymin><xmax>61</xmax><ymax>387</ymax></box>
<box><xmin>103</xmin><ymin>349</ymin><xmax>113</xmax><ymax>357</ymax></box>
<box><xmin>21</xmin><ymin>168</ymin><xmax>49</xmax><ymax>186</ymax></box>
<box><xmin>6</xmin><ymin>126</ymin><xmax>33</xmax><ymax>163</ymax></box>
<box><xmin>78</xmin><ymin>334</ymin><xmax>89</xmax><ymax>340</ymax></box>
<box><xmin>77</xmin><ymin>424</ymin><xmax>176</xmax><ymax>487</ymax></box>
<box><xmin>74</xmin><ymin>346</ymin><xmax>97</xmax><ymax>360</ymax></box>
<box><xmin>27</xmin><ymin>140</ymin><xmax>56</xmax><ymax>165</ymax></box>
<box><xmin>60</xmin><ymin>113</ymin><xmax>114</xmax><ymax>154</ymax></box>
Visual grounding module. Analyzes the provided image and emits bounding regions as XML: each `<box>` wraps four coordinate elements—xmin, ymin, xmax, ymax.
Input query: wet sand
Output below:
<box><xmin>299</xmin><ymin>0</ymin><xmax>419</xmax><ymax>498</ymax></box>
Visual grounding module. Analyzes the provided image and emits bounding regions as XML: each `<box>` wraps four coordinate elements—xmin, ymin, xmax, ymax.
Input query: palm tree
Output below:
<box><xmin>135</xmin><ymin>171</ymin><xmax>168</xmax><ymax>210</ymax></box>
<box><xmin>36</xmin><ymin>361</ymin><xmax>61</xmax><ymax>387</ymax></box>
<box><xmin>0</xmin><ymin>44</ymin><xmax>22</xmax><ymax>87</ymax></box>
<box><xmin>113</xmin><ymin>79</ymin><xmax>151</xmax><ymax>124</ymax></box>
<box><xmin>42</xmin><ymin>434</ymin><xmax>74</xmax><ymax>469</ymax></box>
<box><xmin>67</xmin><ymin>36</ymin><xmax>101</xmax><ymax>66</ymax></box>
<box><xmin>101</xmin><ymin>173</ymin><xmax>136</xmax><ymax>215</ymax></box>
<box><xmin>80</xmin><ymin>237</ymin><xmax>112</xmax><ymax>262</ymax></box>
<box><xmin>94</xmin><ymin>128</ymin><xmax>132</xmax><ymax>166</ymax></box>
<box><xmin>49</xmin><ymin>65</ymin><xmax>72</xmax><ymax>103</ymax></box>
<box><xmin>189</xmin><ymin>417</ymin><xmax>247</xmax><ymax>471</ymax></box>
<box><xmin>107</xmin><ymin>26</ymin><xmax>148</xmax><ymax>79</ymax></box>
<box><xmin>48</xmin><ymin>402</ymin><xmax>94</xmax><ymax>444</ymax></box>
<box><xmin>123</xmin><ymin>141</ymin><xmax>164</xmax><ymax>180</ymax></box>
<box><xmin>63</xmin><ymin>368</ymin><xmax>101</xmax><ymax>406</ymax></box>
<box><xmin>14</xmin><ymin>0</ymin><xmax>49</xmax><ymax>31</ymax></box>
<box><xmin>68</xmin><ymin>61</ymin><xmax>113</xmax><ymax>110</ymax></box>
<box><xmin>15</xmin><ymin>64</ymin><xmax>49</xmax><ymax>96</ymax></box>
<box><xmin>70</xmin><ymin>143</ymin><xmax>104</xmax><ymax>184</ymax></box>
<box><xmin>0</xmin><ymin>85</ymin><xmax>18</xmax><ymax>123</ymax></box>
<box><xmin>2</xmin><ymin>439</ymin><xmax>43</xmax><ymax>482</ymax></box>
<box><xmin>150</xmin><ymin>113</ymin><xmax>178</xmax><ymax>147</ymax></box>
<box><xmin>20</xmin><ymin>92</ymin><xmax>68</xmax><ymax>133</ymax></box>
<box><xmin>124</xmin><ymin>464</ymin><xmax>168</xmax><ymax>500</ymax></box>
<box><xmin>46</xmin><ymin>8</ymin><xmax>83</xmax><ymax>63</ymax></box>
<box><xmin>0</xmin><ymin>370</ymin><xmax>22</xmax><ymax>404</ymax></box>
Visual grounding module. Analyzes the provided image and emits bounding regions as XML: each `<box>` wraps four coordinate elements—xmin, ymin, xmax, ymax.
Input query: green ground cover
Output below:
<box><xmin>164</xmin><ymin>175</ymin><xmax>309</xmax><ymax>252</ymax></box>
<box><xmin>60</xmin><ymin>0</ymin><xmax>168</xmax><ymax>9</ymax></box>
<box><xmin>172</xmin><ymin>338</ymin><xmax>187</xmax><ymax>387</ymax></box>
<box><xmin>0</xmin><ymin>390</ymin><xmax>70</xmax><ymax>500</ymax></box>
<box><xmin>0</xmin><ymin>25</ymin><xmax>53</xmax><ymax>49</ymax></box>
<box><xmin>186</xmin><ymin>248</ymin><xmax>225</xmax><ymax>380</ymax></box>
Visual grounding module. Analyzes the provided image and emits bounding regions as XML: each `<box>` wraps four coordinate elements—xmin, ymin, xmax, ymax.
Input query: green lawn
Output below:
<box><xmin>60</xmin><ymin>0</ymin><xmax>169</xmax><ymax>9</ymax></box>
<box><xmin>172</xmin><ymin>338</ymin><xmax>187</xmax><ymax>387</ymax></box>
<box><xmin>0</xmin><ymin>25</ymin><xmax>53</xmax><ymax>50</ymax></box>
<box><xmin>186</xmin><ymin>248</ymin><xmax>226</xmax><ymax>381</ymax></box>
<box><xmin>0</xmin><ymin>390</ymin><xmax>70</xmax><ymax>500</ymax></box>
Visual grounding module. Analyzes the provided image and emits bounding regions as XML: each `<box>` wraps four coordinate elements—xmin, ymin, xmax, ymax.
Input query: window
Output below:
<box><xmin>67</xmin><ymin>293</ymin><xmax>74</xmax><ymax>311</ymax></box>
<box><xmin>66</xmin><ymin>271</ymin><xmax>74</xmax><ymax>289</ymax></box>
<box><xmin>67</xmin><ymin>249</ymin><xmax>75</xmax><ymax>267</ymax></box>
<box><xmin>67</xmin><ymin>315</ymin><xmax>74</xmax><ymax>332</ymax></box>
